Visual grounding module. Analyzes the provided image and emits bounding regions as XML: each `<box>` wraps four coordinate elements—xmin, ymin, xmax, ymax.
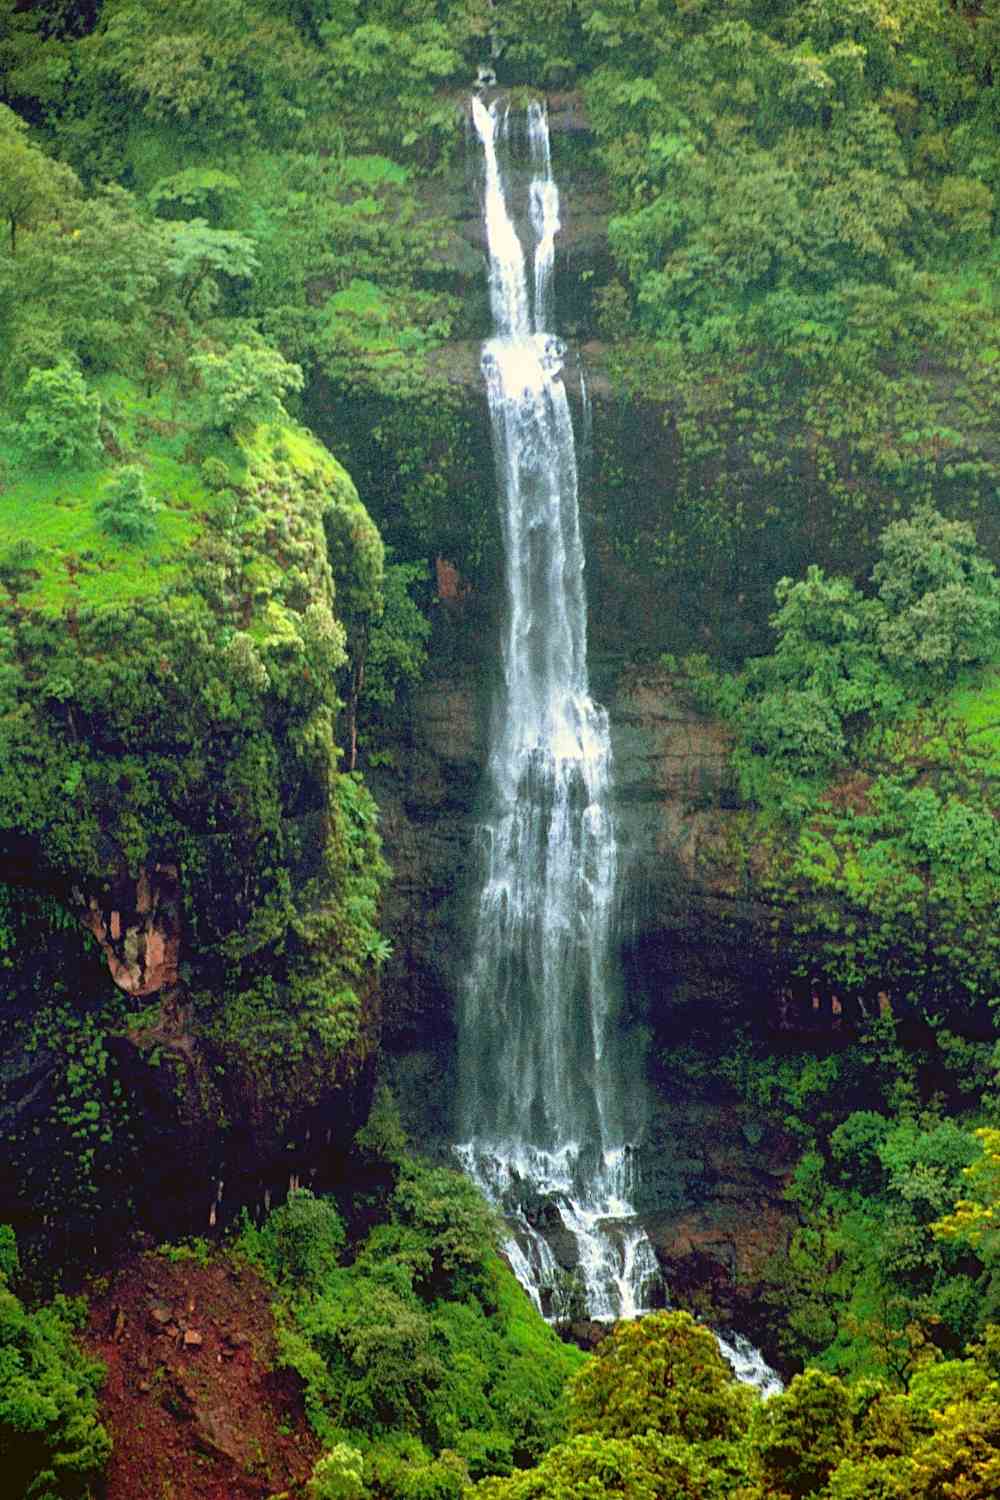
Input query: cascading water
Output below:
<box><xmin>455</xmin><ymin>93</ymin><xmax>659</xmax><ymax>1321</ymax></box>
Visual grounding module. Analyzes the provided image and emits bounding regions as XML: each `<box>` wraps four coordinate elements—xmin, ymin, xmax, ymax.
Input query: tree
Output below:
<box><xmin>17</xmin><ymin>361</ymin><xmax>102</xmax><ymax>467</ymax></box>
<box><xmin>0</xmin><ymin>105</ymin><xmax>79</xmax><ymax>255</ymax></box>
<box><xmin>95</xmin><ymin>464</ymin><xmax>160</xmax><ymax>543</ymax></box>
<box><xmin>162</xmin><ymin>218</ymin><xmax>258</xmax><ymax>313</ymax></box>
<box><xmin>933</xmin><ymin>1127</ymin><xmax>1000</xmax><ymax>1259</ymax></box>
<box><xmin>872</xmin><ymin>506</ymin><xmax>1000</xmax><ymax>678</ymax></box>
<box><xmin>309</xmin><ymin>1442</ymin><xmax>367</xmax><ymax>1500</ymax></box>
<box><xmin>246</xmin><ymin>1187</ymin><xmax>346</xmax><ymax>1291</ymax></box>
<box><xmin>0</xmin><ymin>1230</ymin><xmax>111</xmax><ymax>1500</ymax></box>
<box><xmin>568</xmin><ymin>1311</ymin><xmax>753</xmax><ymax>1444</ymax></box>
<box><xmin>191</xmin><ymin>341</ymin><xmax>303</xmax><ymax>433</ymax></box>
<box><xmin>756</xmin><ymin>1369</ymin><xmax>853</xmax><ymax>1498</ymax></box>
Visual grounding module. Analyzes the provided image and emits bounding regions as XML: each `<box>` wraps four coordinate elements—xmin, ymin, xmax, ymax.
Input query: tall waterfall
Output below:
<box><xmin>455</xmin><ymin>94</ymin><xmax>659</xmax><ymax>1321</ymax></box>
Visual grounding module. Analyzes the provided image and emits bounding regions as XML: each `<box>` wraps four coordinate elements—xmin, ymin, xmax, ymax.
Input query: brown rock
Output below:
<box><xmin>183</xmin><ymin>1329</ymin><xmax>203</xmax><ymax>1348</ymax></box>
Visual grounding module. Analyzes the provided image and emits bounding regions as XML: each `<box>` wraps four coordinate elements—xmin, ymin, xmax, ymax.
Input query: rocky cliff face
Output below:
<box><xmin>373</xmin><ymin>660</ymin><xmax>795</xmax><ymax>1348</ymax></box>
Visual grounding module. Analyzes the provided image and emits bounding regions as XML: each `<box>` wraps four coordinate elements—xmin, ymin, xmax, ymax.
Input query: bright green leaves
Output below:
<box><xmin>318</xmin><ymin>20</ymin><xmax>462</xmax><ymax>155</ymax></box>
<box><xmin>148</xmin><ymin>167</ymin><xmax>243</xmax><ymax>224</ymax></box>
<box><xmin>191</xmin><ymin>342</ymin><xmax>304</xmax><ymax>433</ymax></box>
<box><xmin>94</xmin><ymin>463</ymin><xmax>161</xmax><ymax>544</ymax></box>
<box><xmin>161</xmin><ymin>219</ymin><xmax>259</xmax><ymax>314</ymax></box>
<box><xmin>581</xmin><ymin>0</ymin><xmax>989</xmax><ymax>369</ymax></box>
<box><xmin>569</xmin><ymin>1311</ymin><xmax>753</xmax><ymax>1444</ymax></box>
<box><xmin>242</xmin><ymin>1160</ymin><xmax>578</xmax><ymax>1486</ymax></box>
<box><xmin>0</xmin><ymin>1238</ymin><xmax>110</xmax><ymax>1500</ymax></box>
<box><xmin>0</xmin><ymin>103</ymin><xmax>79</xmax><ymax>256</ymax></box>
<box><xmin>730</xmin><ymin>506</ymin><xmax>1000</xmax><ymax>791</ymax></box>
<box><xmin>934</xmin><ymin>1127</ymin><xmax>1000</xmax><ymax>1258</ymax></box>
<box><xmin>16</xmin><ymin>361</ymin><xmax>103</xmax><ymax>469</ymax></box>
<box><xmin>873</xmin><ymin>505</ymin><xmax>1000</xmax><ymax>677</ymax></box>
<box><xmin>473</xmin><ymin>1311</ymin><xmax>755</xmax><ymax>1500</ymax></box>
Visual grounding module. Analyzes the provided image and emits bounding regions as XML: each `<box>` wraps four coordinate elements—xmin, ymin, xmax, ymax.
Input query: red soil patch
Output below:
<box><xmin>83</xmin><ymin>1252</ymin><xmax>320</xmax><ymax>1500</ymax></box>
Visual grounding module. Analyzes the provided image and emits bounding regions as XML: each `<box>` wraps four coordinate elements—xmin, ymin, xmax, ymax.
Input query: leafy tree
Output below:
<box><xmin>568</xmin><ymin>1310</ymin><xmax>753</xmax><ymax>1444</ymax></box>
<box><xmin>0</xmin><ymin>185</ymin><xmax>169</xmax><ymax>386</ymax></box>
<box><xmin>16</xmin><ymin>361</ymin><xmax>102</xmax><ymax>467</ymax></box>
<box><xmin>94</xmin><ymin>464</ymin><xmax>160</xmax><ymax>544</ymax></box>
<box><xmin>243</xmin><ymin>1188</ymin><xmax>347</xmax><ymax>1291</ymax></box>
<box><xmin>147</xmin><ymin>167</ymin><xmax>242</xmax><ymax>224</ymax></box>
<box><xmin>162</xmin><ymin>218</ymin><xmax>258</xmax><ymax>313</ymax></box>
<box><xmin>192</xmin><ymin>340</ymin><xmax>304</xmax><ymax>433</ymax></box>
<box><xmin>0</xmin><ymin>1230</ymin><xmax>110</xmax><ymax>1499</ymax></box>
<box><xmin>0</xmin><ymin>104</ymin><xmax>79</xmax><ymax>254</ymax></box>
<box><xmin>473</xmin><ymin>1432</ymin><xmax>689</xmax><ymax>1500</ymax></box>
<box><xmin>309</xmin><ymin>1442</ymin><xmax>367</xmax><ymax>1500</ymax></box>
<box><xmin>933</xmin><ymin>1127</ymin><xmax>1000</xmax><ymax>1258</ymax></box>
<box><xmin>872</xmin><ymin>505</ymin><xmax>1000</xmax><ymax>677</ymax></box>
<box><xmin>757</xmin><ymin>1369</ymin><xmax>853</xmax><ymax>1498</ymax></box>
<box><xmin>88</xmin><ymin>0</ymin><xmax>320</xmax><ymax>145</ymax></box>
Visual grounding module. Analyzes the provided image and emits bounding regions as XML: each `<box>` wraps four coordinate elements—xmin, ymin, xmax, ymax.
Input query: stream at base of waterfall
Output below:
<box><xmin>454</xmin><ymin>90</ymin><xmax>781</xmax><ymax>1396</ymax></box>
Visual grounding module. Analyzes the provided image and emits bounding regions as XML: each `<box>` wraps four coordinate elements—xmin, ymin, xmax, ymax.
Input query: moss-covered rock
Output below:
<box><xmin>0</xmin><ymin>408</ymin><xmax>389</xmax><ymax>1263</ymax></box>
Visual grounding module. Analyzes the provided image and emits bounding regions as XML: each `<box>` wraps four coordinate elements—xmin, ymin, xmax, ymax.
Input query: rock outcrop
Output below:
<box><xmin>79</xmin><ymin>864</ymin><xmax>181</xmax><ymax>997</ymax></box>
<box><xmin>373</xmin><ymin>659</ymin><xmax>794</xmax><ymax>1342</ymax></box>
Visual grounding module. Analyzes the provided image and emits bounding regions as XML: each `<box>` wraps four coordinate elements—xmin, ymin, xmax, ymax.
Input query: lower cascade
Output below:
<box><xmin>455</xmin><ymin>91</ymin><xmax>657</xmax><ymax>1323</ymax></box>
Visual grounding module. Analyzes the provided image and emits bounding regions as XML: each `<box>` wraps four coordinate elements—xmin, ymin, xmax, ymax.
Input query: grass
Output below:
<box><xmin>944</xmin><ymin>663</ymin><xmax>1000</xmax><ymax>768</ymax></box>
<box><xmin>0</xmin><ymin>376</ymin><xmax>339</xmax><ymax>617</ymax></box>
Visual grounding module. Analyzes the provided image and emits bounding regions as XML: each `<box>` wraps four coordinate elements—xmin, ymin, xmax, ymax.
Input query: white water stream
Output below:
<box><xmin>455</xmin><ymin>95</ymin><xmax>656</xmax><ymax>1322</ymax></box>
<box><xmin>454</xmin><ymin>92</ymin><xmax>782</xmax><ymax>1394</ymax></box>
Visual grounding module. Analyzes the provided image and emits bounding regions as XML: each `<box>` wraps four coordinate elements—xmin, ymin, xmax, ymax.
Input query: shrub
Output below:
<box><xmin>191</xmin><ymin>342</ymin><xmax>303</xmax><ymax>433</ymax></box>
<box><xmin>18</xmin><ymin>362</ymin><xmax>102</xmax><ymax>468</ymax></box>
<box><xmin>0</xmin><ymin>1230</ymin><xmax>110</xmax><ymax>1499</ymax></box>
<box><xmin>309</xmin><ymin>1442</ymin><xmax>367</xmax><ymax>1500</ymax></box>
<box><xmin>242</xmin><ymin>1188</ymin><xmax>346</xmax><ymax>1291</ymax></box>
<box><xmin>94</xmin><ymin>465</ymin><xmax>160</xmax><ymax>544</ymax></box>
<box><xmin>568</xmin><ymin>1311</ymin><xmax>752</xmax><ymax>1445</ymax></box>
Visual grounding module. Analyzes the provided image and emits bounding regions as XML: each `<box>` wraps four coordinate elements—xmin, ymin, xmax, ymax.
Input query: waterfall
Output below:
<box><xmin>455</xmin><ymin>94</ymin><xmax>658</xmax><ymax>1322</ymax></box>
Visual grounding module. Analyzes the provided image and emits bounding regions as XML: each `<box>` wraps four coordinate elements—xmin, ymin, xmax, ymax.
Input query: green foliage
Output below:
<box><xmin>934</xmin><ymin>1126</ymin><xmax>1000</xmax><ymax>1258</ymax></box>
<box><xmin>242</xmin><ymin>1189</ymin><xmax>347</xmax><ymax>1291</ymax></box>
<box><xmin>728</xmin><ymin>507</ymin><xmax>1000</xmax><ymax>798</ymax></box>
<box><xmin>0</xmin><ymin>1230</ymin><xmax>110</xmax><ymax>1499</ymax></box>
<box><xmin>192</xmin><ymin>341</ymin><xmax>304</xmax><ymax>432</ymax></box>
<box><xmin>873</xmin><ymin>506</ymin><xmax>1000</xmax><ymax>677</ymax></box>
<box><xmin>94</xmin><ymin>464</ymin><xmax>160</xmax><ymax>544</ymax></box>
<box><xmin>568</xmin><ymin>1311</ymin><xmax>753</xmax><ymax>1444</ymax></box>
<box><xmin>16</xmin><ymin>362</ymin><xmax>103</xmax><ymax>468</ymax></box>
<box><xmin>758</xmin><ymin>1369</ymin><xmax>853</xmax><ymax>1498</ymax></box>
<box><xmin>0</xmin><ymin>104</ymin><xmax>79</xmax><ymax>254</ymax></box>
<box><xmin>241</xmin><ymin>1138</ymin><xmax>581</xmax><ymax>1486</ymax></box>
<box><xmin>363</xmin><ymin>560</ymin><xmax>431</xmax><ymax>710</ymax></box>
<box><xmin>310</xmin><ymin>1442</ymin><xmax>367</xmax><ymax>1500</ymax></box>
<box><xmin>147</xmin><ymin>167</ymin><xmax>242</xmax><ymax>223</ymax></box>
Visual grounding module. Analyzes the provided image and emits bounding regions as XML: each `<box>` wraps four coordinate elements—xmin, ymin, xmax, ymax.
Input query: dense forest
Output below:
<box><xmin>6</xmin><ymin>0</ymin><xmax>1000</xmax><ymax>1496</ymax></box>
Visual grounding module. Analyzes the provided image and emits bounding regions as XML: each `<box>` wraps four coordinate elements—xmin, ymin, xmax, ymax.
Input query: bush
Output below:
<box><xmin>757</xmin><ymin>1369</ymin><xmax>853</xmax><ymax>1499</ymax></box>
<box><xmin>0</xmin><ymin>1230</ymin><xmax>110</xmax><ymax>1499</ymax></box>
<box><xmin>309</xmin><ymin>1442</ymin><xmax>367</xmax><ymax>1500</ymax></box>
<box><xmin>240</xmin><ymin>1188</ymin><xmax>346</xmax><ymax>1291</ymax></box>
<box><xmin>18</xmin><ymin>362</ymin><xmax>103</xmax><ymax>468</ymax></box>
<box><xmin>94</xmin><ymin>465</ymin><xmax>160</xmax><ymax>544</ymax></box>
<box><xmin>192</xmin><ymin>342</ymin><xmax>303</xmax><ymax>433</ymax></box>
<box><xmin>568</xmin><ymin>1311</ymin><xmax>752</xmax><ymax>1444</ymax></box>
